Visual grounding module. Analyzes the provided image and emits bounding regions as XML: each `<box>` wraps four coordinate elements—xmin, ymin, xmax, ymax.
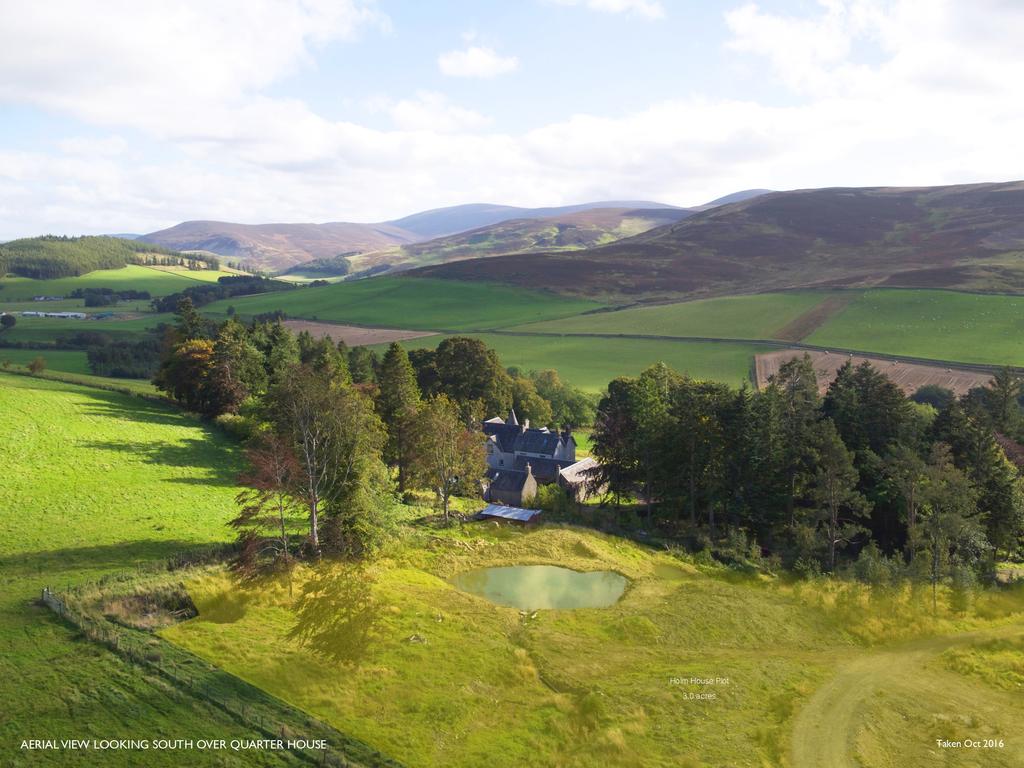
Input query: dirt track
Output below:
<box><xmin>282</xmin><ymin>320</ymin><xmax>436</xmax><ymax>347</ymax></box>
<box><xmin>755</xmin><ymin>349</ymin><xmax>994</xmax><ymax>396</ymax></box>
<box><xmin>790</xmin><ymin>626</ymin><xmax>1024</xmax><ymax>768</ymax></box>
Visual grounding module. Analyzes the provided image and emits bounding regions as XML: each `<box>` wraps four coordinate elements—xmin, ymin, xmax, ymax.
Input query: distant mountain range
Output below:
<box><xmin>344</xmin><ymin>207</ymin><xmax>691</xmax><ymax>275</ymax></box>
<box><xmin>384</xmin><ymin>200</ymin><xmax>683</xmax><ymax>239</ymax></box>
<box><xmin>417</xmin><ymin>181</ymin><xmax>1024</xmax><ymax>300</ymax></box>
<box><xmin>137</xmin><ymin>195</ymin><xmax>759</xmax><ymax>272</ymax></box>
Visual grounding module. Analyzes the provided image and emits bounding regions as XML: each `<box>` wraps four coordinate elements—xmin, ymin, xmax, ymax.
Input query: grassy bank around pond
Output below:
<box><xmin>163</xmin><ymin>525</ymin><xmax>1024</xmax><ymax>768</ymax></box>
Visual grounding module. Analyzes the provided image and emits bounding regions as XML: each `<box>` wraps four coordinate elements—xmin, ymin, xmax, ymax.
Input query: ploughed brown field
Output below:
<box><xmin>281</xmin><ymin>319</ymin><xmax>436</xmax><ymax>346</ymax></box>
<box><xmin>755</xmin><ymin>349</ymin><xmax>994</xmax><ymax>396</ymax></box>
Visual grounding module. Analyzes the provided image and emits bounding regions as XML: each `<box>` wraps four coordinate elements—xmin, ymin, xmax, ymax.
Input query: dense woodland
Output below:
<box><xmin>149</xmin><ymin>275</ymin><xmax>293</xmax><ymax>312</ymax></box>
<box><xmin>0</xmin><ymin>235</ymin><xmax>214</xmax><ymax>279</ymax></box>
<box><xmin>591</xmin><ymin>359</ymin><xmax>1024</xmax><ymax>587</ymax></box>
<box><xmin>148</xmin><ymin>298</ymin><xmax>1024</xmax><ymax>589</ymax></box>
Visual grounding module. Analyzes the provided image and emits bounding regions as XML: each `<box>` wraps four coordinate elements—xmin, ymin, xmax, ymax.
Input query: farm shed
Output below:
<box><xmin>557</xmin><ymin>457</ymin><xmax>604</xmax><ymax>501</ymax></box>
<box><xmin>477</xmin><ymin>504</ymin><xmax>542</xmax><ymax>525</ymax></box>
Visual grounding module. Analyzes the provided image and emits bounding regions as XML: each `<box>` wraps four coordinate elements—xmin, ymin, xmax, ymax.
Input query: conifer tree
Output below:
<box><xmin>377</xmin><ymin>343</ymin><xmax>422</xmax><ymax>492</ymax></box>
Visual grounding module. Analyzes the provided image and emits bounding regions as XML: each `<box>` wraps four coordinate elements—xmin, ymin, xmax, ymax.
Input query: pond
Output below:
<box><xmin>450</xmin><ymin>565</ymin><xmax>628</xmax><ymax>610</ymax></box>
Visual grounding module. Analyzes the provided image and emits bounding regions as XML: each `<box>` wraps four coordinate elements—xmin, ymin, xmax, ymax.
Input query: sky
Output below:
<box><xmin>1</xmin><ymin>0</ymin><xmax>1024</xmax><ymax>239</ymax></box>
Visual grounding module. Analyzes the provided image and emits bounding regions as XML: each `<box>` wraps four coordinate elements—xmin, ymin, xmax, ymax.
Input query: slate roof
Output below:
<box><xmin>484</xmin><ymin>423</ymin><xmax>523</xmax><ymax>453</ymax></box>
<box><xmin>515</xmin><ymin>429</ymin><xmax>562</xmax><ymax>455</ymax></box>
<box><xmin>487</xmin><ymin>470</ymin><xmax>529</xmax><ymax>493</ymax></box>
<box><xmin>483</xmin><ymin>420</ymin><xmax>575</xmax><ymax>457</ymax></box>
<box><xmin>513</xmin><ymin>455</ymin><xmax>574</xmax><ymax>483</ymax></box>
<box><xmin>478</xmin><ymin>504</ymin><xmax>541</xmax><ymax>522</ymax></box>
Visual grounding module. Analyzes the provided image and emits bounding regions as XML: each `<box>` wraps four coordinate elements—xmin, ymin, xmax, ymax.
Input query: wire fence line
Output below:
<box><xmin>39</xmin><ymin>569</ymin><xmax>405</xmax><ymax>768</ymax></box>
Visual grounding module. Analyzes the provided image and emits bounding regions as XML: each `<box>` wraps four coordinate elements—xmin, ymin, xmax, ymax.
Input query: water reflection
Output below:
<box><xmin>451</xmin><ymin>565</ymin><xmax>628</xmax><ymax>610</ymax></box>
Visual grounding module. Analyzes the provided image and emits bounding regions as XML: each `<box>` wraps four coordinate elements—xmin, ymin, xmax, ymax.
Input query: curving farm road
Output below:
<box><xmin>790</xmin><ymin>627</ymin><xmax>1024</xmax><ymax>768</ymax></box>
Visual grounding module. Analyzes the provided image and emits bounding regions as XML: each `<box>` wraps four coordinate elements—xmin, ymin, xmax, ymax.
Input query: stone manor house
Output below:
<box><xmin>481</xmin><ymin>409</ymin><xmax>598</xmax><ymax>507</ymax></box>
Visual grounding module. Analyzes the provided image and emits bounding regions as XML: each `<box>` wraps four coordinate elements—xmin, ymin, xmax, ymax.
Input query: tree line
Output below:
<box><xmin>149</xmin><ymin>275</ymin><xmax>294</xmax><ymax>312</ymax></box>
<box><xmin>68</xmin><ymin>287</ymin><xmax>151</xmax><ymax>307</ymax></box>
<box><xmin>591</xmin><ymin>358</ymin><xmax>1024</xmax><ymax>586</ymax></box>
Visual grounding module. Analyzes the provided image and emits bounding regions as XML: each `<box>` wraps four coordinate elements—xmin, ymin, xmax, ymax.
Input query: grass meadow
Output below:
<box><xmin>382</xmin><ymin>334</ymin><xmax>765</xmax><ymax>392</ymax></box>
<box><xmin>164</xmin><ymin>526</ymin><xmax>1024</xmax><ymax>768</ymax></box>
<box><xmin>0</xmin><ymin>264</ymin><xmax>237</xmax><ymax>302</ymax></box>
<box><xmin>204</xmin><ymin>276</ymin><xmax>606</xmax><ymax>331</ymax></box>
<box><xmin>512</xmin><ymin>291</ymin><xmax>832</xmax><ymax>340</ymax></box>
<box><xmin>808</xmin><ymin>289</ymin><xmax>1024</xmax><ymax>365</ymax></box>
<box><xmin>0</xmin><ymin>348</ymin><xmax>91</xmax><ymax>374</ymax></box>
<box><xmin>2</xmin><ymin>369</ymin><xmax>1023</xmax><ymax>767</ymax></box>
<box><xmin>0</xmin><ymin>372</ymin><xmax>299</xmax><ymax>767</ymax></box>
<box><xmin>0</xmin><ymin>313</ymin><xmax>171</xmax><ymax>345</ymax></box>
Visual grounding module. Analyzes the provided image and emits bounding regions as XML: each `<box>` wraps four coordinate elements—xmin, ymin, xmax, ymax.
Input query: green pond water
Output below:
<box><xmin>450</xmin><ymin>565</ymin><xmax>628</xmax><ymax>610</ymax></box>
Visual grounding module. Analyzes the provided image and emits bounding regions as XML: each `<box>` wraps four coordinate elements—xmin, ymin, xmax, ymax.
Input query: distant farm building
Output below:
<box><xmin>19</xmin><ymin>311</ymin><xmax>86</xmax><ymax>319</ymax></box>
<box><xmin>482</xmin><ymin>409</ymin><xmax>601</xmax><ymax>506</ymax></box>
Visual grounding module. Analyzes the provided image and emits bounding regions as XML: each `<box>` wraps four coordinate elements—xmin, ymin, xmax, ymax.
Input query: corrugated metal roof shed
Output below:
<box><xmin>479</xmin><ymin>504</ymin><xmax>542</xmax><ymax>522</ymax></box>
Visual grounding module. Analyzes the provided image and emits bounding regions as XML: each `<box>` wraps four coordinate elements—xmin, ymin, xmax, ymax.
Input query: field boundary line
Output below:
<box><xmin>469</xmin><ymin>329</ymin><xmax>1024</xmax><ymax>376</ymax></box>
<box><xmin>38</xmin><ymin>579</ymin><xmax>405</xmax><ymax>768</ymax></box>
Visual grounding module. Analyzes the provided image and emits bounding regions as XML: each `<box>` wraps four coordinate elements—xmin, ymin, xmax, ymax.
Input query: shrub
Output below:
<box><xmin>214</xmin><ymin>413</ymin><xmax>256</xmax><ymax>441</ymax></box>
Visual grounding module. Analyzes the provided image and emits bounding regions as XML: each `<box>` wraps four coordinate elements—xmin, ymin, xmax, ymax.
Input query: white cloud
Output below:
<box><xmin>0</xmin><ymin>0</ymin><xmax>386</xmax><ymax>132</ymax></box>
<box><xmin>57</xmin><ymin>135</ymin><xmax>129</xmax><ymax>157</ymax></box>
<box><xmin>3</xmin><ymin>1</ymin><xmax>1024</xmax><ymax>239</ymax></box>
<box><xmin>437</xmin><ymin>46</ymin><xmax>519</xmax><ymax>78</ymax></box>
<box><xmin>550</xmin><ymin>0</ymin><xmax>665</xmax><ymax>19</ymax></box>
<box><xmin>380</xmin><ymin>92</ymin><xmax>491</xmax><ymax>133</ymax></box>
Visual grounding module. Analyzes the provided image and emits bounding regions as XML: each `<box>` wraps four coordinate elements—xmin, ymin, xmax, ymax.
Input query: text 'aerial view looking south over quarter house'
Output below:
<box><xmin>3</xmin><ymin>2</ymin><xmax>1024</xmax><ymax>767</ymax></box>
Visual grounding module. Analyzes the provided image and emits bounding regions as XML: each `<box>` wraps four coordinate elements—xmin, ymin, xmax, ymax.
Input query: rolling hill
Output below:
<box><xmin>416</xmin><ymin>181</ymin><xmax>1024</xmax><ymax>300</ymax></box>
<box><xmin>347</xmin><ymin>206</ymin><xmax>691</xmax><ymax>274</ymax></box>
<box><xmin>139</xmin><ymin>201</ymin><xmax>685</xmax><ymax>272</ymax></box>
<box><xmin>689</xmin><ymin>188</ymin><xmax>773</xmax><ymax>211</ymax></box>
<box><xmin>384</xmin><ymin>200</ymin><xmax>682</xmax><ymax>239</ymax></box>
<box><xmin>139</xmin><ymin>220</ymin><xmax>420</xmax><ymax>272</ymax></box>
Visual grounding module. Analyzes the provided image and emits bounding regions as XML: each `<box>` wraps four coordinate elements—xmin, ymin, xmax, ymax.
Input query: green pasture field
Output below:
<box><xmin>0</xmin><ymin>347</ymin><xmax>158</xmax><ymax>396</ymax></box>
<box><xmin>0</xmin><ymin>358</ymin><xmax>158</xmax><ymax>395</ymax></box>
<box><xmin>0</xmin><ymin>372</ymin><xmax>304</xmax><ymax>766</ymax></box>
<box><xmin>807</xmin><ymin>289</ymin><xmax>1024</xmax><ymax>365</ymax></box>
<box><xmin>164</xmin><ymin>527</ymin><xmax>1024</xmax><ymax>768</ymax></box>
<box><xmin>0</xmin><ymin>348</ymin><xmax>91</xmax><ymax>375</ymax></box>
<box><xmin>512</xmin><ymin>291</ymin><xmax>832</xmax><ymax>340</ymax></box>
<box><xmin>0</xmin><ymin>264</ymin><xmax>237</xmax><ymax>302</ymax></box>
<box><xmin>0</xmin><ymin>313</ymin><xmax>170</xmax><ymax>345</ymax></box>
<box><xmin>204</xmin><ymin>276</ymin><xmax>605</xmax><ymax>331</ymax></box>
<box><xmin>386</xmin><ymin>333</ymin><xmax>764</xmax><ymax>392</ymax></box>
